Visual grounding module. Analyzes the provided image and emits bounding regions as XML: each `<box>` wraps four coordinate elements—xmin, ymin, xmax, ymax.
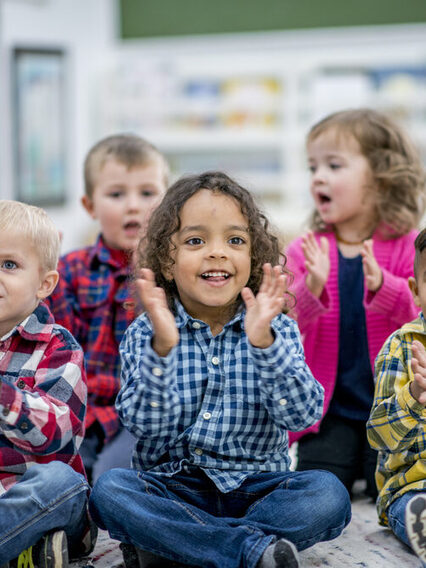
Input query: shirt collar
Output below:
<box><xmin>1</xmin><ymin>303</ymin><xmax>54</xmax><ymax>343</ymax></box>
<box><xmin>174</xmin><ymin>299</ymin><xmax>245</xmax><ymax>331</ymax></box>
<box><xmin>89</xmin><ymin>234</ymin><xmax>131</xmax><ymax>270</ymax></box>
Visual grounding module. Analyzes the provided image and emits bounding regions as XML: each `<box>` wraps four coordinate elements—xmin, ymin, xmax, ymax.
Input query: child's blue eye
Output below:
<box><xmin>186</xmin><ymin>237</ymin><xmax>204</xmax><ymax>246</ymax></box>
<box><xmin>2</xmin><ymin>260</ymin><xmax>17</xmax><ymax>270</ymax></box>
<box><xmin>108</xmin><ymin>191</ymin><xmax>123</xmax><ymax>198</ymax></box>
<box><xmin>329</xmin><ymin>163</ymin><xmax>341</xmax><ymax>170</ymax></box>
<box><xmin>308</xmin><ymin>165</ymin><xmax>316</xmax><ymax>173</ymax></box>
<box><xmin>229</xmin><ymin>236</ymin><xmax>245</xmax><ymax>245</ymax></box>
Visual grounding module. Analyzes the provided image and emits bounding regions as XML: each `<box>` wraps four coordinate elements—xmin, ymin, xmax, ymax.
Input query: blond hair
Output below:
<box><xmin>84</xmin><ymin>134</ymin><xmax>169</xmax><ymax>199</ymax></box>
<box><xmin>307</xmin><ymin>108</ymin><xmax>426</xmax><ymax>236</ymax></box>
<box><xmin>0</xmin><ymin>200</ymin><xmax>60</xmax><ymax>271</ymax></box>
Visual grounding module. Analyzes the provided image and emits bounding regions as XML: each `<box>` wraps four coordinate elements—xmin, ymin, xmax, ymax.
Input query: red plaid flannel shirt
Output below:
<box><xmin>0</xmin><ymin>303</ymin><xmax>86</xmax><ymax>494</ymax></box>
<box><xmin>47</xmin><ymin>235</ymin><xmax>137</xmax><ymax>442</ymax></box>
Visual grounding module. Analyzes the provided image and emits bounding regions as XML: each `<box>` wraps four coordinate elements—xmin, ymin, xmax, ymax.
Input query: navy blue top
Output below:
<box><xmin>329</xmin><ymin>251</ymin><xmax>374</xmax><ymax>421</ymax></box>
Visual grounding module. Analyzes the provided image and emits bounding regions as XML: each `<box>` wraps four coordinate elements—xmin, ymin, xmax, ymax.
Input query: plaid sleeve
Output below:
<box><xmin>367</xmin><ymin>332</ymin><xmax>426</xmax><ymax>452</ymax></box>
<box><xmin>250</xmin><ymin>315</ymin><xmax>324</xmax><ymax>432</ymax></box>
<box><xmin>0</xmin><ymin>330</ymin><xmax>87</xmax><ymax>455</ymax></box>
<box><xmin>117</xmin><ymin>318</ymin><xmax>182</xmax><ymax>441</ymax></box>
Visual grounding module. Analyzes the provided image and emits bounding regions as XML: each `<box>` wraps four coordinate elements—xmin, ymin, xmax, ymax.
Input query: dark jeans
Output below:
<box><xmin>297</xmin><ymin>412</ymin><xmax>378</xmax><ymax>499</ymax></box>
<box><xmin>89</xmin><ymin>467</ymin><xmax>351</xmax><ymax>568</ymax></box>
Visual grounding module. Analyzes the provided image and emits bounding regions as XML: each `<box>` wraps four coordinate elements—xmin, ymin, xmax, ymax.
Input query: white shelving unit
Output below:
<box><xmin>94</xmin><ymin>24</ymin><xmax>426</xmax><ymax>240</ymax></box>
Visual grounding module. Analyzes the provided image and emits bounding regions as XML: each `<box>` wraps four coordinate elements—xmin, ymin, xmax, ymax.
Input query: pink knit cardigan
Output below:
<box><xmin>286</xmin><ymin>229</ymin><xmax>419</xmax><ymax>444</ymax></box>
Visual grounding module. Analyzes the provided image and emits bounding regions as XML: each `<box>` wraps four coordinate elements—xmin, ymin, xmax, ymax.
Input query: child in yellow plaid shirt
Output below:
<box><xmin>367</xmin><ymin>227</ymin><xmax>426</xmax><ymax>566</ymax></box>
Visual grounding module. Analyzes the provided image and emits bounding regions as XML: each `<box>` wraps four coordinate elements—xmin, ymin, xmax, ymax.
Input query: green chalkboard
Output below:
<box><xmin>119</xmin><ymin>0</ymin><xmax>426</xmax><ymax>39</ymax></box>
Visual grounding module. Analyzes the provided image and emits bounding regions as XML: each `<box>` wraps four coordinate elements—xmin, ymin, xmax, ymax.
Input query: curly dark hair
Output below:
<box><xmin>307</xmin><ymin>108</ymin><xmax>426</xmax><ymax>236</ymax></box>
<box><xmin>414</xmin><ymin>227</ymin><xmax>426</xmax><ymax>277</ymax></box>
<box><xmin>138</xmin><ymin>171</ymin><xmax>291</xmax><ymax>311</ymax></box>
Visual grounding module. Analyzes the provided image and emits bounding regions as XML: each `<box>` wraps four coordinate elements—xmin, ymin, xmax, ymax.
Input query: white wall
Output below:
<box><xmin>0</xmin><ymin>0</ymin><xmax>117</xmax><ymax>253</ymax></box>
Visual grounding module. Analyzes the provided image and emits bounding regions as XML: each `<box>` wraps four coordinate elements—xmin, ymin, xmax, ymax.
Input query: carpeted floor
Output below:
<box><xmin>71</xmin><ymin>493</ymin><xmax>420</xmax><ymax>567</ymax></box>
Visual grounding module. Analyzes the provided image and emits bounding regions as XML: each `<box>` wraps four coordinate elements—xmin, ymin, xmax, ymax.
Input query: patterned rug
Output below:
<box><xmin>72</xmin><ymin>495</ymin><xmax>420</xmax><ymax>567</ymax></box>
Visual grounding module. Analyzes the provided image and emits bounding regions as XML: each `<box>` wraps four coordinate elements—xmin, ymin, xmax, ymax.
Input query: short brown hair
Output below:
<box><xmin>308</xmin><ymin>108</ymin><xmax>426</xmax><ymax>236</ymax></box>
<box><xmin>84</xmin><ymin>134</ymin><xmax>169</xmax><ymax>198</ymax></box>
<box><xmin>138</xmin><ymin>171</ymin><xmax>291</xmax><ymax>311</ymax></box>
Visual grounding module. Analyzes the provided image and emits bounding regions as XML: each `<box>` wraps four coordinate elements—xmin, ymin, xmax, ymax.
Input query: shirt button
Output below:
<box><xmin>21</xmin><ymin>421</ymin><xmax>28</xmax><ymax>430</ymax></box>
<box><xmin>203</xmin><ymin>412</ymin><xmax>212</xmax><ymax>420</ymax></box>
<box><xmin>123</xmin><ymin>301</ymin><xmax>136</xmax><ymax>311</ymax></box>
<box><xmin>279</xmin><ymin>398</ymin><xmax>287</xmax><ymax>406</ymax></box>
<box><xmin>194</xmin><ymin>448</ymin><xmax>203</xmax><ymax>456</ymax></box>
<box><xmin>2</xmin><ymin>408</ymin><xmax>10</xmax><ymax>416</ymax></box>
<box><xmin>152</xmin><ymin>367</ymin><xmax>163</xmax><ymax>377</ymax></box>
<box><xmin>211</xmin><ymin>356</ymin><xmax>219</xmax><ymax>365</ymax></box>
<box><xmin>17</xmin><ymin>379</ymin><xmax>26</xmax><ymax>389</ymax></box>
<box><xmin>150</xmin><ymin>401</ymin><xmax>159</xmax><ymax>408</ymax></box>
<box><xmin>192</xmin><ymin>322</ymin><xmax>201</xmax><ymax>329</ymax></box>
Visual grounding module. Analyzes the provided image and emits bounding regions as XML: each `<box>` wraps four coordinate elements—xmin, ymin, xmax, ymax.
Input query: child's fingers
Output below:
<box><xmin>241</xmin><ymin>286</ymin><xmax>255</xmax><ymax>309</ymax></box>
<box><xmin>259</xmin><ymin>263</ymin><xmax>272</xmax><ymax>292</ymax></box>
<box><xmin>319</xmin><ymin>236</ymin><xmax>329</xmax><ymax>255</ymax></box>
<box><xmin>413</xmin><ymin>341</ymin><xmax>426</xmax><ymax>367</ymax></box>
<box><xmin>270</xmin><ymin>267</ymin><xmax>287</xmax><ymax>297</ymax></box>
<box><xmin>139</xmin><ymin>268</ymin><xmax>155</xmax><ymax>281</ymax></box>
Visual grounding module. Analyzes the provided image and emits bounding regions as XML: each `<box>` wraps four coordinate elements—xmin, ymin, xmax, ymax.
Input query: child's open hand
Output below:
<box><xmin>301</xmin><ymin>231</ymin><xmax>330</xmax><ymax>297</ymax></box>
<box><xmin>361</xmin><ymin>239</ymin><xmax>383</xmax><ymax>292</ymax></box>
<box><xmin>241</xmin><ymin>263</ymin><xmax>287</xmax><ymax>348</ymax></box>
<box><xmin>135</xmin><ymin>268</ymin><xmax>179</xmax><ymax>357</ymax></box>
<box><xmin>410</xmin><ymin>340</ymin><xmax>426</xmax><ymax>405</ymax></box>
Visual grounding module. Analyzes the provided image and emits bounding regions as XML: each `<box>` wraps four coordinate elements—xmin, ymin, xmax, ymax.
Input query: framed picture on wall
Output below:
<box><xmin>12</xmin><ymin>47</ymin><xmax>67</xmax><ymax>206</ymax></box>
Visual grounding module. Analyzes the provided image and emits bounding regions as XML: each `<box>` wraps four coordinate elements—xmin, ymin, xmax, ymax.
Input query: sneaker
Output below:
<box><xmin>258</xmin><ymin>538</ymin><xmax>299</xmax><ymax>568</ymax></box>
<box><xmin>9</xmin><ymin>530</ymin><xmax>68</xmax><ymax>568</ymax></box>
<box><xmin>119</xmin><ymin>543</ymin><xmax>186</xmax><ymax>568</ymax></box>
<box><xmin>406</xmin><ymin>493</ymin><xmax>426</xmax><ymax>563</ymax></box>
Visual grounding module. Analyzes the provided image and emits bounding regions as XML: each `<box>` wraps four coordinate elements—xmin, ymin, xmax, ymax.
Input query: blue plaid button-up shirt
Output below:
<box><xmin>117</xmin><ymin>301</ymin><xmax>324</xmax><ymax>492</ymax></box>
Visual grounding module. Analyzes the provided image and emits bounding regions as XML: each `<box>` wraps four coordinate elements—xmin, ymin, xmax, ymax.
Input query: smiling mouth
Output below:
<box><xmin>201</xmin><ymin>271</ymin><xmax>231</xmax><ymax>280</ymax></box>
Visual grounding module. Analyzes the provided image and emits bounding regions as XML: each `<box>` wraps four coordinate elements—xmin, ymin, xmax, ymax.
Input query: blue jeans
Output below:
<box><xmin>387</xmin><ymin>488</ymin><xmax>426</xmax><ymax>566</ymax></box>
<box><xmin>90</xmin><ymin>467</ymin><xmax>351</xmax><ymax>568</ymax></box>
<box><xmin>0</xmin><ymin>461</ymin><xmax>89</xmax><ymax>564</ymax></box>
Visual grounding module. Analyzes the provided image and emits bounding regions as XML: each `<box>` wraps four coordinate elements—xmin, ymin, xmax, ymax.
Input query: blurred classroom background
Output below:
<box><xmin>0</xmin><ymin>0</ymin><xmax>426</xmax><ymax>253</ymax></box>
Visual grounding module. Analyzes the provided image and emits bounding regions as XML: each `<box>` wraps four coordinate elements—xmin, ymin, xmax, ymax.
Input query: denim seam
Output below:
<box><xmin>0</xmin><ymin>480</ymin><xmax>88</xmax><ymax>546</ymax></box>
<box><xmin>246</xmin><ymin>533</ymin><xmax>274</xmax><ymax>568</ymax></box>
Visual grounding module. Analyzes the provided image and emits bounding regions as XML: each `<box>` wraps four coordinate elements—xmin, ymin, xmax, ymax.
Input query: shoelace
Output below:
<box><xmin>17</xmin><ymin>547</ymin><xmax>35</xmax><ymax>568</ymax></box>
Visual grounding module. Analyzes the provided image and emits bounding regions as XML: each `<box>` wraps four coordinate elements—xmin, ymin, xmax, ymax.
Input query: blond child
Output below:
<box><xmin>89</xmin><ymin>172</ymin><xmax>350</xmax><ymax>568</ymax></box>
<box><xmin>367</xmin><ymin>228</ymin><xmax>426</xmax><ymax>566</ymax></box>
<box><xmin>0</xmin><ymin>200</ymin><xmax>94</xmax><ymax>566</ymax></box>
<box><xmin>286</xmin><ymin>108</ymin><xmax>426</xmax><ymax>499</ymax></box>
<box><xmin>47</xmin><ymin>134</ymin><xmax>169</xmax><ymax>483</ymax></box>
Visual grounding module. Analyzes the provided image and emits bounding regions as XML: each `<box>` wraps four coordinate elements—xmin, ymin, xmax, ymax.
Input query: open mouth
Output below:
<box><xmin>201</xmin><ymin>271</ymin><xmax>231</xmax><ymax>281</ymax></box>
<box><xmin>124</xmin><ymin>221</ymin><xmax>141</xmax><ymax>231</ymax></box>
<box><xmin>318</xmin><ymin>192</ymin><xmax>331</xmax><ymax>205</ymax></box>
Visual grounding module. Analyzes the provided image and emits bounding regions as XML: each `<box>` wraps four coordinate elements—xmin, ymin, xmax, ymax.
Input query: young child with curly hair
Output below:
<box><xmin>89</xmin><ymin>171</ymin><xmax>351</xmax><ymax>568</ymax></box>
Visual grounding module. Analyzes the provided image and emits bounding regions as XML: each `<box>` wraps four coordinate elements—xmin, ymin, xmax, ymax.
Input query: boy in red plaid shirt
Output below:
<box><xmin>0</xmin><ymin>200</ymin><xmax>94</xmax><ymax>567</ymax></box>
<box><xmin>47</xmin><ymin>134</ymin><xmax>169</xmax><ymax>483</ymax></box>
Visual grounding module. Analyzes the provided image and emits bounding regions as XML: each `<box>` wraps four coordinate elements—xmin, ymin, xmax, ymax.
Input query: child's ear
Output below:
<box><xmin>81</xmin><ymin>195</ymin><xmax>96</xmax><ymax>219</ymax></box>
<box><xmin>162</xmin><ymin>267</ymin><xmax>173</xmax><ymax>281</ymax></box>
<box><xmin>37</xmin><ymin>270</ymin><xmax>60</xmax><ymax>301</ymax></box>
<box><xmin>409</xmin><ymin>276</ymin><xmax>421</xmax><ymax>307</ymax></box>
